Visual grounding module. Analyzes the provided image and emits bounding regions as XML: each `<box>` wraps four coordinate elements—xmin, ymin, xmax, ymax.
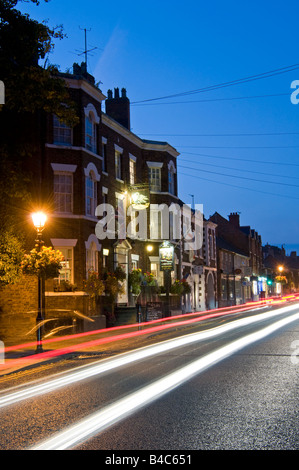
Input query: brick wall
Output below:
<box><xmin>0</xmin><ymin>274</ymin><xmax>38</xmax><ymax>346</ymax></box>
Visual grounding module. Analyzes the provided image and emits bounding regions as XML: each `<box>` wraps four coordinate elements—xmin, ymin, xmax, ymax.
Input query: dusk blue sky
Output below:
<box><xmin>19</xmin><ymin>0</ymin><xmax>299</xmax><ymax>253</ymax></box>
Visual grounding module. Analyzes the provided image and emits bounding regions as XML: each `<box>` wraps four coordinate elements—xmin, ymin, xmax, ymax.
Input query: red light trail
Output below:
<box><xmin>1</xmin><ymin>295</ymin><xmax>298</xmax><ymax>372</ymax></box>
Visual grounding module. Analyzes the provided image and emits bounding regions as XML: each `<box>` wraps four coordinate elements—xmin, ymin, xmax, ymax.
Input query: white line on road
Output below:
<box><xmin>30</xmin><ymin>308</ymin><xmax>299</xmax><ymax>450</ymax></box>
<box><xmin>0</xmin><ymin>304</ymin><xmax>298</xmax><ymax>410</ymax></box>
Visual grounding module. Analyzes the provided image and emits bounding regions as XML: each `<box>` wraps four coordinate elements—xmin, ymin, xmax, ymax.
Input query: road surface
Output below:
<box><xmin>0</xmin><ymin>301</ymin><xmax>298</xmax><ymax>451</ymax></box>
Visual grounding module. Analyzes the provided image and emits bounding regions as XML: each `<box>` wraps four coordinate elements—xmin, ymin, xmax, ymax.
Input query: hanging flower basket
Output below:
<box><xmin>143</xmin><ymin>271</ymin><xmax>157</xmax><ymax>286</ymax></box>
<box><xmin>21</xmin><ymin>246</ymin><xmax>64</xmax><ymax>279</ymax></box>
<box><xmin>275</xmin><ymin>275</ymin><xmax>288</xmax><ymax>284</ymax></box>
<box><xmin>170</xmin><ymin>279</ymin><xmax>191</xmax><ymax>295</ymax></box>
<box><xmin>128</xmin><ymin>268</ymin><xmax>143</xmax><ymax>295</ymax></box>
<box><xmin>114</xmin><ymin>266</ymin><xmax>126</xmax><ymax>281</ymax></box>
<box><xmin>170</xmin><ymin>280</ymin><xmax>184</xmax><ymax>295</ymax></box>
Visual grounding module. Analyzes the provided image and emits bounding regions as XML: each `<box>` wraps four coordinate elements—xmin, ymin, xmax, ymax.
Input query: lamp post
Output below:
<box><xmin>32</xmin><ymin>211</ymin><xmax>47</xmax><ymax>353</ymax></box>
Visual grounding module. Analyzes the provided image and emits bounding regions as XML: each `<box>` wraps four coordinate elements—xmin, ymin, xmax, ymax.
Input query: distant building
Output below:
<box><xmin>263</xmin><ymin>244</ymin><xmax>299</xmax><ymax>293</ymax></box>
<box><xmin>209</xmin><ymin>211</ymin><xmax>263</xmax><ymax>304</ymax></box>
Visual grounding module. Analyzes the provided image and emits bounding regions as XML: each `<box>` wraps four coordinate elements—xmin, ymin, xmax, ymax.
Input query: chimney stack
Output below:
<box><xmin>229</xmin><ymin>212</ymin><xmax>240</xmax><ymax>228</ymax></box>
<box><xmin>105</xmin><ymin>87</ymin><xmax>130</xmax><ymax>130</ymax></box>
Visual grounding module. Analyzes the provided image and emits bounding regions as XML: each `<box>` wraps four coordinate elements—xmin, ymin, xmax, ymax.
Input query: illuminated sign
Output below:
<box><xmin>131</xmin><ymin>191</ymin><xmax>150</xmax><ymax>210</ymax></box>
<box><xmin>159</xmin><ymin>241</ymin><xmax>174</xmax><ymax>271</ymax></box>
<box><xmin>129</xmin><ymin>184</ymin><xmax>150</xmax><ymax>210</ymax></box>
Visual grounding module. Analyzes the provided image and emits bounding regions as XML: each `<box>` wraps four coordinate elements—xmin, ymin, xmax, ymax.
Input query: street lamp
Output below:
<box><xmin>32</xmin><ymin>211</ymin><xmax>47</xmax><ymax>353</ymax></box>
<box><xmin>278</xmin><ymin>265</ymin><xmax>284</xmax><ymax>273</ymax></box>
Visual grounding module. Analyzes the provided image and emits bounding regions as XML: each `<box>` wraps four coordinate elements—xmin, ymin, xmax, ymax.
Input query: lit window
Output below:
<box><xmin>86</xmin><ymin>171</ymin><xmax>97</xmax><ymax>216</ymax></box>
<box><xmin>86</xmin><ymin>242</ymin><xmax>99</xmax><ymax>275</ymax></box>
<box><xmin>150</xmin><ymin>209</ymin><xmax>162</xmax><ymax>239</ymax></box>
<box><xmin>56</xmin><ymin>247</ymin><xmax>73</xmax><ymax>283</ymax></box>
<box><xmin>129</xmin><ymin>158</ymin><xmax>136</xmax><ymax>185</ymax></box>
<box><xmin>54</xmin><ymin>173</ymin><xmax>73</xmax><ymax>213</ymax></box>
<box><xmin>149</xmin><ymin>167</ymin><xmax>161</xmax><ymax>191</ymax></box>
<box><xmin>53</xmin><ymin>115</ymin><xmax>72</xmax><ymax>146</ymax></box>
<box><xmin>115</xmin><ymin>151</ymin><xmax>122</xmax><ymax>180</ymax></box>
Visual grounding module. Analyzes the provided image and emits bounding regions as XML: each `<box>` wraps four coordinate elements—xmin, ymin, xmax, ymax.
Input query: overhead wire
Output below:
<box><xmin>179</xmin><ymin>172</ymin><xmax>299</xmax><ymax>201</ymax></box>
<box><xmin>139</xmin><ymin>131</ymin><xmax>299</xmax><ymax>137</ymax></box>
<box><xmin>132</xmin><ymin>62</ymin><xmax>299</xmax><ymax>104</ymax></box>
<box><xmin>132</xmin><ymin>92</ymin><xmax>290</xmax><ymax>106</ymax></box>
<box><xmin>178</xmin><ymin>164</ymin><xmax>299</xmax><ymax>188</ymax></box>
<box><xmin>180</xmin><ymin>159</ymin><xmax>299</xmax><ymax>181</ymax></box>
<box><xmin>178</xmin><ymin>145</ymin><xmax>299</xmax><ymax>149</ymax></box>
<box><xmin>182</xmin><ymin>151</ymin><xmax>299</xmax><ymax>167</ymax></box>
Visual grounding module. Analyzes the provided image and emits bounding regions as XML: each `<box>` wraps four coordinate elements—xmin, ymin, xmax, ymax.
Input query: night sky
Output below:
<box><xmin>18</xmin><ymin>0</ymin><xmax>299</xmax><ymax>253</ymax></box>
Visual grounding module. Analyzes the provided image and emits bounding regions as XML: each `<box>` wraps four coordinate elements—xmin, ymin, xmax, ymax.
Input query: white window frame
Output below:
<box><xmin>53</xmin><ymin>171</ymin><xmax>73</xmax><ymax>214</ymax></box>
<box><xmin>129</xmin><ymin>154</ymin><xmax>136</xmax><ymax>185</ymax></box>
<box><xmin>147</xmin><ymin>162</ymin><xmax>163</xmax><ymax>192</ymax></box>
<box><xmin>168</xmin><ymin>161</ymin><xmax>176</xmax><ymax>195</ymax></box>
<box><xmin>84</xmin><ymin>162</ymin><xmax>100</xmax><ymax>217</ymax></box>
<box><xmin>85</xmin><ymin>172</ymin><xmax>97</xmax><ymax>216</ymax></box>
<box><xmin>51</xmin><ymin>239</ymin><xmax>77</xmax><ymax>284</ymax></box>
<box><xmin>53</xmin><ymin>114</ymin><xmax>72</xmax><ymax>146</ymax></box>
<box><xmin>85</xmin><ymin>235</ymin><xmax>101</xmax><ymax>277</ymax></box>
<box><xmin>84</xmin><ymin>103</ymin><xmax>100</xmax><ymax>154</ymax></box>
<box><xmin>102</xmin><ymin>137</ymin><xmax>108</xmax><ymax>173</ymax></box>
<box><xmin>115</xmin><ymin>151</ymin><xmax>121</xmax><ymax>179</ymax></box>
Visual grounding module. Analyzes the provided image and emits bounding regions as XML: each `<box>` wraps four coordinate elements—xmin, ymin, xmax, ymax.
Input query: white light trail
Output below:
<box><xmin>0</xmin><ymin>304</ymin><xmax>298</xmax><ymax>410</ymax></box>
<box><xmin>30</xmin><ymin>308</ymin><xmax>299</xmax><ymax>450</ymax></box>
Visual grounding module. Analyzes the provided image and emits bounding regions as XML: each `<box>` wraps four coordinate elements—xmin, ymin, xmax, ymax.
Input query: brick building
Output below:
<box><xmin>0</xmin><ymin>61</ymin><xmax>219</xmax><ymax>345</ymax></box>
<box><xmin>0</xmin><ymin>62</ymin><xmax>187</xmax><ymax>343</ymax></box>
<box><xmin>209</xmin><ymin>211</ymin><xmax>263</xmax><ymax>304</ymax></box>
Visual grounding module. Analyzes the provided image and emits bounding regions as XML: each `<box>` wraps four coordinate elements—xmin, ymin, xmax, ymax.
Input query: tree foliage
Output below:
<box><xmin>0</xmin><ymin>0</ymin><xmax>78</xmax><ymax>125</ymax></box>
<box><xmin>0</xmin><ymin>1</ymin><xmax>79</xmax><ymax>286</ymax></box>
<box><xmin>0</xmin><ymin>230</ymin><xmax>24</xmax><ymax>286</ymax></box>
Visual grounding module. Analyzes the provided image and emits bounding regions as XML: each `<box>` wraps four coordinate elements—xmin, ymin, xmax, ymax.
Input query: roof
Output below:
<box><xmin>216</xmin><ymin>236</ymin><xmax>249</xmax><ymax>258</ymax></box>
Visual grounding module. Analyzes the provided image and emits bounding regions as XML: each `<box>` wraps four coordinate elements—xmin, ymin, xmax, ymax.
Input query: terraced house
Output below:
<box><xmin>0</xmin><ymin>61</ymin><xmax>217</xmax><ymax>345</ymax></box>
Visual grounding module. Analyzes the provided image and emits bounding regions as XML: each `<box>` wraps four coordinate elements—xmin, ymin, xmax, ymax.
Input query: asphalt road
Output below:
<box><xmin>0</xmin><ymin>303</ymin><xmax>298</xmax><ymax>451</ymax></box>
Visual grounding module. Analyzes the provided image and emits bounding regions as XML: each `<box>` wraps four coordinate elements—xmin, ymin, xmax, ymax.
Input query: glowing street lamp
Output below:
<box><xmin>32</xmin><ymin>211</ymin><xmax>47</xmax><ymax>233</ymax></box>
<box><xmin>32</xmin><ymin>211</ymin><xmax>47</xmax><ymax>353</ymax></box>
<box><xmin>278</xmin><ymin>265</ymin><xmax>284</xmax><ymax>273</ymax></box>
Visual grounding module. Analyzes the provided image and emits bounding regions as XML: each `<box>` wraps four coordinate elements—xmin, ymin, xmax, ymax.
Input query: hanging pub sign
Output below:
<box><xmin>159</xmin><ymin>241</ymin><xmax>174</xmax><ymax>271</ymax></box>
<box><xmin>129</xmin><ymin>184</ymin><xmax>150</xmax><ymax>210</ymax></box>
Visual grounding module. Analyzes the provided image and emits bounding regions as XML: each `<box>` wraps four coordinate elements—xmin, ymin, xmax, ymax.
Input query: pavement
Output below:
<box><xmin>0</xmin><ymin>319</ymin><xmax>183</xmax><ymax>378</ymax></box>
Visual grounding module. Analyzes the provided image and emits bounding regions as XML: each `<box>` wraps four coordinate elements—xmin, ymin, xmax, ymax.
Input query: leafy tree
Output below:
<box><xmin>0</xmin><ymin>230</ymin><xmax>24</xmax><ymax>286</ymax></box>
<box><xmin>0</xmin><ymin>0</ymin><xmax>78</xmax><ymax>285</ymax></box>
<box><xmin>0</xmin><ymin>0</ymin><xmax>78</xmax><ymax>125</ymax></box>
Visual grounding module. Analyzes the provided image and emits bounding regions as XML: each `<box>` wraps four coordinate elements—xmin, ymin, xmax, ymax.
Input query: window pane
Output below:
<box><xmin>149</xmin><ymin>167</ymin><xmax>161</xmax><ymax>191</ymax></box>
<box><xmin>53</xmin><ymin>115</ymin><xmax>72</xmax><ymax>146</ymax></box>
<box><xmin>54</xmin><ymin>173</ymin><xmax>73</xmax><ymax>213</ymax></box>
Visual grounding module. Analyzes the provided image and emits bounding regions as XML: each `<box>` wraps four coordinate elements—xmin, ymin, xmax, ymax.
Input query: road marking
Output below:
<box><xmin>30</xmin><ymin>308</ymin><xmax>299</xmax><ymax>450</ymax></box>
<box><xmin>0</xmin><ymin>304</ymin><xmax>298</xmax><ymax>410</ymax></box>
